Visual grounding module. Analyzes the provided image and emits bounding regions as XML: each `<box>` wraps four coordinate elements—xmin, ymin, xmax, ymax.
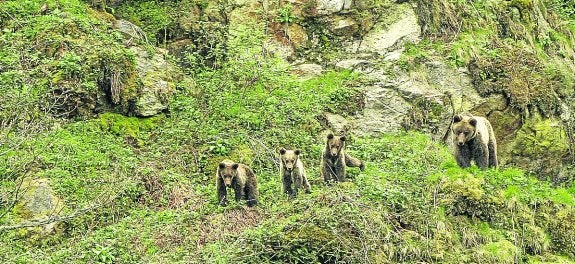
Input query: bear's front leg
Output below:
<box><xmin>473</xmin><ymin>144</ymin><xmax>489</xmax><ymax>170</ymax></box>
<box><xmin>217</xmin><ymin>180</ymin><xmax>228</xmax><ymax>206</ymax></box>
<box><xmin>290</xmin><ymin>173</ymin><xmax>301</xmax><ymax>198</ymax></box>
<box><xmin>283</xmin><ymin>173</ymin><xmax>293</xmax><ymax>196</ymax></box>
<box><xmin>488</xmin><ymin>141</ymin><xmax>498</xmax><ymax>168</ymax></box>
<box><xmin>345</xmin><ymin>153</ymin><xmax>364</xmax><ymax>171</ymax></box>
<box><xmin>321</xmin><ymin>164</ymin><xmax>334</xmax><ymax>184</ymax></box>
<box><xmin>233</xmin><ymin>184</ymin><xmax>244</xmax><ymax>203</ymax></box>
<box><xmin>246</xmin><ymin>185</ymin><xmax>258</xmax><ymax>207</ymax></box>
<box><xmin>455</xmin><ymin>145</ymin><xmax>472</xmax><ymax>168</ymax></box>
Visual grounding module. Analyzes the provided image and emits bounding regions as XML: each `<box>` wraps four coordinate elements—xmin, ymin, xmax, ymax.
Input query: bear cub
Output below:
<box><xmin>320</xmin><ymin>133</ymin><xmax>365</xmax><ymax>183</ymax></box>
<box><xmin>451</xmin><ymin>113</ymin><xmax>498</xmax><ymax>170</ymax></box>
<box><xmin>279</xmin><ymin>148</ymin><xmax>311</xmax><ymax>197</ymax></box>
<box><xmin>216</xmin><ymin>160</ymin><xmax>259</xmax><ymax>207</ymax></box>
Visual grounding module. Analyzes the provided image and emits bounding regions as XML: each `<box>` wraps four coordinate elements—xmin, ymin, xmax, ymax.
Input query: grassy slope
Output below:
<box><xmin>1</xmin><ymin>0</ymin><xmax>575</xmax><ymax>263</ymax></box>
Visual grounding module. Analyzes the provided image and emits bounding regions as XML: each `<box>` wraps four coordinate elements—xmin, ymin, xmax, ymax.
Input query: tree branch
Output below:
<box><xmin>0</xmin><ymin>200</ymin><xmax>107</xmax><ymax>233</ymax></box>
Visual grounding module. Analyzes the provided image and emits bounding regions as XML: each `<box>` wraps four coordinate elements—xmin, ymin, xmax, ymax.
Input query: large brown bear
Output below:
<box><xmin>279</xmin><ymin>148</ymin><xmax>311</xmax><ymax>197</ymax></box>
<box><xmin>216</xmin><ymin>160</ymin><xmax>258</xmax><ymax>207</ymax></box>
<box><xmin>320</xmin><ymin>133</ymin><xmax>365</xmax><ymax>183</ymax></box>
<box><xmin>451</xmin><ymin>113</ymin><xmax>498</xmax><ymax>169</ymax></box>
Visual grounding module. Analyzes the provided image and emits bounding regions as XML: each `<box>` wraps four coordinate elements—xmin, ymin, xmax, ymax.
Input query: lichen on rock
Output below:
<box><xmin>12</xmin><ymin>178</ymin><xmax>64</xmax><ymax>236</ymax></box>
<box><xmin>131</xmin><ymin>47</ymin><xmax>177</xmax><ymax>117</ymax></box>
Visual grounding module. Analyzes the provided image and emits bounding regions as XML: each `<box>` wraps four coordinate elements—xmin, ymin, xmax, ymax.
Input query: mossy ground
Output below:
<box><xmin>1</xmin><ymin>0</ymin><xmax>575</xmax><ymax>263</ymax></box>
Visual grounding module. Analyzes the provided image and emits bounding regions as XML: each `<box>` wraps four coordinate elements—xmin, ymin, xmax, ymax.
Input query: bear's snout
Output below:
<box><xmin>224</xmin><ymin>178</ymin><xmax>232</xmax><ymax>187</ymax></box>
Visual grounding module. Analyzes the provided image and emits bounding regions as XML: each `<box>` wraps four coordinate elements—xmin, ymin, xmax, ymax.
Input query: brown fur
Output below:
<box><xmin>216</xmin><ymin>160</ymin><xmax>259</xmax><ymax>207</ymax></box>
<box><xmin>320</xmin><ymin>133</ymin><xmax>365</xmax><ymax>183</ymax></box>
<box><xmin>279</xmin><ymin>148</ymin><xmax>311</xmax><ymax>197</ymax></box>
<box><xmin>451</xmin><ymin>114</ymin><xmax>498</xmax><ymax>169</ymax></box>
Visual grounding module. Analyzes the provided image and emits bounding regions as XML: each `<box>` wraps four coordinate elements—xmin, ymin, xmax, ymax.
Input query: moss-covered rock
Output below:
<box><xmin>131</xmin><ymin>47</ymin><xmax>177</xmax><ymax>117</ymax></box>
<box><xmin>12</xmin><ymin>178</ymin><xmax>64</xmax><ymax>236</ymax></box>
<box><xmin>510</xmin><ymin>117</ymin><xmax>570</xmax><ymax>182</ymax></box>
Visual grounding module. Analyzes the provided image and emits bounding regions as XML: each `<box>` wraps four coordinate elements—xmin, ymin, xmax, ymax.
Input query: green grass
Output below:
<box><xmin>2</xmin><ymin>125</ymin><xmax>575</xmax><ymax>262</ymax></box>
<box><xmin>1</xmin><ymin>0</ymin><xmax>575</xmax><ymax>263</ymax></box>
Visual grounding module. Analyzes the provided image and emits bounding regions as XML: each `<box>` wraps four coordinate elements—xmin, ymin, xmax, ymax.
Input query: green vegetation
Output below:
<box><xmin>0</xmin><ymin>0</ymin><xmax>137</xmax><ymax>122</ymax></box>
<box><xmin>3</xmin><ymin>124</ymin><xmax>575</xmax><ymax>262</ymax></box>
<box><xmin>404</xmin><ymin>0</ymin><xmax>575</xmax><ymax>181</ymax></box>
<box><xmin>413</xmin><ymin>0</ymin><xmax>575</xmax><ymax>117</ymax></box>
<box><xmin>1</xmin><ymin>0</ymin><xmax>575</xmax><ymax>263</ymax></box>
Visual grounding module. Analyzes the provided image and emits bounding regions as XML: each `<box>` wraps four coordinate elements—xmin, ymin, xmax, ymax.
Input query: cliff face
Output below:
<box><xmin>257</xmin><ymin>0</ymin><xmax>575</xmax><ymax>182</ymax></box>
<box><xmin>3</xmin><ymin>0</ymin><xmax>571</xmax><ymax>179</ymax></box>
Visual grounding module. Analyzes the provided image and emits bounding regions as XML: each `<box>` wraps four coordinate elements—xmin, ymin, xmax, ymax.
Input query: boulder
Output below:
<box><xmin>321</xmin><ymin>112</ymin><xmax>350</xmax><ymax>135</ymax></box>
<box><xmin>354</xmin><ymin>5</ymin><xmax>420</xmax><ymax>55</ymax></box>
<box><xmin>350</xmin><ymin>61</ymin><xmax>477</xmax><ymax>140</ymax></box>
<box><xmin>13</xmin><ymin>178</ymin><xmax>63</xmax><ymax>234</ymax></box>
<box><xmin>264</xmin><ymin>38</ymin><xmax>297</xmax><ymax>60</ymax></box>
<box><xmin>329</xmin><ymin>16</ymin><xmax>359</xmax><ymax>36</ymax></box>
<box><xmin>351</xmin><ymin>85</ymin><xmax>412</xmax><ymax>135</ymax></box>
<box><xmin>114</xmin><ymin>19</ymin><xmax>148</xmax><ymax>45</ymax></box>
<box><xmin>131</xmin><ymin>47</ymin><xmax>177</xmax><ymax>117</ymax></box>
<box><xmin>316</xmin><ymin>0</ymin><xmax>353</xmax><ymax>15</ymax></box>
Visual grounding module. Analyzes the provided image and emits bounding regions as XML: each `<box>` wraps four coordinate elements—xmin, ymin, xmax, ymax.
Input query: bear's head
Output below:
<box><xmin>218</xmin><ymin>161</ymin><xmax>240</xmax><ymax>188</ymax></box>
<box><xmin>451</xmin><ymin>115</ymin><xmax>477</xmax><ymax>146</ymax></box>
<box><xmin>326</xmin><ymin>133</ymin><xmax>346</xmax><ymax>157</ymax></box>
<box><xmin>279</xmin><ymin>148</ymin><xmax>300</xmax><ymax>172</ymax></box>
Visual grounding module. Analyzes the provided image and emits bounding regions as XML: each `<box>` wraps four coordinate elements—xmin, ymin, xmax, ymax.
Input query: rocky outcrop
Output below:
<box><xmin>115</xmin><ymin>19</ymin><xmax>148</xmax><ymax>45</ymax></box>
<box><xmin>320</xmin><ymin>112</ymin><xmax>350</xmax><ymax>136</ymax></box>
<box><xmin>349</xmin><ymin>61</ymin><xmax>479</xmax><ymax>140</ymax></box>
<box><xmin>131</xmin><ymin>47</ymin><xmax>177</xmax><ymax>117</ymax></box>
<box><xmin>349</xmin><ymin>5</ymin><xmax>420</xmax><ymax>55</ymax></box>
<box><xmin>315</xmin><ymin>0</ymin><xmax>353</xmax><ymax>15</ymax></box>
<box><xmin>278</xmin><ymin>0</ymin><xmax>574</xmax><ymax>180</ymax></box>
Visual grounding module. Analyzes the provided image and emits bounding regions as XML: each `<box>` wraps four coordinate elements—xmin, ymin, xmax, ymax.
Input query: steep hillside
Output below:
<box><xmin>1</xmin><ymin>0</ymin><xmax>575</xmax><ymax>263</ymax></box>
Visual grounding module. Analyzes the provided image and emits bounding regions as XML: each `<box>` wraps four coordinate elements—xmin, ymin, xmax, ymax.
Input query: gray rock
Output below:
<box><xmin>322</xmin><ymin>112</ymin><xmax>350</xmax><ymax>135</ymax></box>
<box><xmin>353</xmin><ymin>5</ymin><xmax>420</xmax><ymax>55</ymax></box>
<box><xmin>351</xmin><ymin>85</ymin><xmax>411</xmax><ymax>135</ymax></box>
<box><xmin>316</xmin><ymin>0</ymin><xmax>353</xmax><ymax>15</ymax></box>
<box><xmin>350</xmin><ymin>61</ymin><xmax>484</xmax><ymax>140</ymax></box>
<box><xmin>264</xmin><ymin>38</ymin><xmax>296</xmax><ymax>61</ymax></box>
<box><xmin>335</xmin><ymin>59</ymin><xmax>372</xmax><ymax>71</ymax></box>
<box><xmin>14</xmin><ymin>178</ymin><xmax>63</xmax><ymax>234</ymax></box>
<box><xmin>384</xmin><ymin>50</ymin><xmax>403</xmax><ymax>61</ymax></box>
<box><xmin>114</xmin><ymin>19</ymin><xmax>148</xmax><ymax>45</ymax></box>
<box><xmin>131</xmin><ymin>47</ymin><xmax>177</xmax><ymax>117</ymax></box>
<box><xmin>291</xmin><ymin>63</ymin><xmax>324</xmax><ymax>78</ymax></box>
<box><xmin>330</xmin><ymin>16</ymin><xmax>358</xmax><ymax>36</ymax></box>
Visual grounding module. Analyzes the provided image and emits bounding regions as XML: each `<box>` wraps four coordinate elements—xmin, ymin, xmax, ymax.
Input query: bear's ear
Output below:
<box><xmin>279</xmin><ymin>148</ymin><xmax>286</xmax><ymax>155</ymax></box>
<box><xmin>453</xmin><ymin>115</ymin><xmax>462</xmax><ymax>123</ymax></box>
<box><xmin>294</xmin><ymin>149</ymin><xmax>301</xmax><ymax>155</ymax></box>
<box><xmin>340</xmin><ymin>136</ymin><xmax>346</xmax><ymax>141</ymax></box>
<box><xmin>218</xmin><ymin>163</ymin><xmax>226</xmax><ymax>169</ymax></box>
<box><xmin>327</xmin><ymin>133</ymin><xmax>334</xmax><ymax>139</ymax></box>
<box><xmin>469</xmin><ymin>118</ymin><xmax>477</xmax><ymax>126</ymax></box>
<box><xmin>232</xmin><ymin>163</ymin><xmax>239</xmax><ymax>170</ymax></box>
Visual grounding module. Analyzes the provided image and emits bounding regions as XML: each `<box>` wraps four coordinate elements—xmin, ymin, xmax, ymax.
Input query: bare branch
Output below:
<box><xmin>0</xmin><ymin>192</ymin><xmax>120</xmax><ymax>233</ymax></box>
<box><xmin>0</xmin><ymin>203</ymin><xmax>100</xmax><ymax>232</ymax></box>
